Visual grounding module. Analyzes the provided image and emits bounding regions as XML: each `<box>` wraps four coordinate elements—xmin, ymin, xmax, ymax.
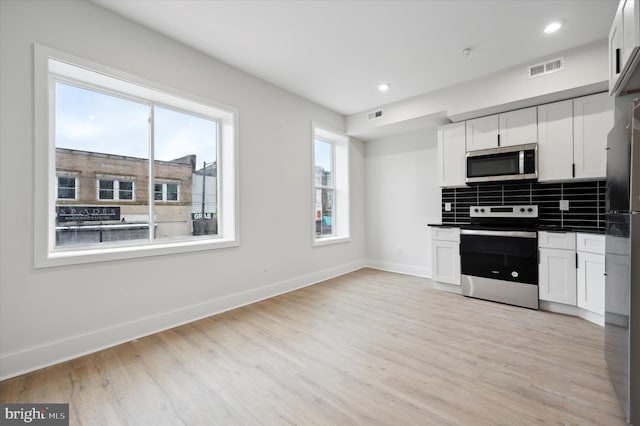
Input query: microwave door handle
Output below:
<box><xmin>519</xmin><ymin>150</ymin><xmax>524</xmax><ymax>174</ymax></box>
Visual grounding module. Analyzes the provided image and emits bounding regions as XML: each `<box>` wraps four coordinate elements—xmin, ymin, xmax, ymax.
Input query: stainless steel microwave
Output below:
<box><xmin>466</xmin><ymin>143</ymin><xmax>538</xmax><ymax>184</ymax></box>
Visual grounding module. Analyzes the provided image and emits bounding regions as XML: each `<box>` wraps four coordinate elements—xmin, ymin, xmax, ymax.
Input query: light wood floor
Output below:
<box><xmin>0</xmin><ymin>268</ymin><xmax>626</xmax><ymax>425</ymax></box>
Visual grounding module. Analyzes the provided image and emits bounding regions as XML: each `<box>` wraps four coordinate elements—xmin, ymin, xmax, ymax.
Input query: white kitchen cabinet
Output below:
<box><xmin>576</xmin><ymin>233</ymin><xmax>605</xmax><ymax>317</ymax></box>
<box><xmin>466</xmin><ymin>108</ymin><xmax>537</xmax><ymax>151</ymax></box>
<box><xmin>431</xmin><ymin>227</ymin><xmax>460</xmax><ymax>286</ymax></box>
<box><xmin>577</xmin><ymin>251</ymin><xmax>605</xmax><ymax>315</ymax></box>
<box><xmin>609</xmin><ymin>0</ymin><xmax>640</xmax><ymax>94</ymax></box>
<box><xmin>573</xmin><ymin>93</ymin><xmax>613</xmax><ymax>179</ymax></box>
<box><xmin>537</xmin><ymin>100</ymin><xmax>573</xmax><ymax>181</ymax></box>
<box><xmin>538</xmin><ymin>232</ymin><xmax>577</xmax><ymax>305</ymax></box>
<box><xmin>610</xmin><ymin>4</ymin><xmax>624</xmax><ymax>93</ymax></box>
<box><xmin>499</xmin><ymin>107</ymin><xmax>538</xmax><ymax>147</ymax></box>
<box><xmin>466</xmin><ymin>115</ymin><xmax>499</xmax><ymax>151</ymax></box>
<box><xmin>437</xmin><ymin>122</ymin><xmax>466</xmax><ymax>187</ymax></box>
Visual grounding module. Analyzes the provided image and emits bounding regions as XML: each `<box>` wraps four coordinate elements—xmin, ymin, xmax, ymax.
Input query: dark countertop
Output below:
<box><xmin>428</xmin><ymin>223</ymin><xmax>605</xmax><ymax>234</ymax></box>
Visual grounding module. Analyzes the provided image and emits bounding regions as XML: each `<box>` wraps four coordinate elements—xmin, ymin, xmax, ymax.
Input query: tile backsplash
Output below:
<box><xmin>442</xmin><ymin>180</ymin><xmax>605</xmax><ymax>230</ymax></box>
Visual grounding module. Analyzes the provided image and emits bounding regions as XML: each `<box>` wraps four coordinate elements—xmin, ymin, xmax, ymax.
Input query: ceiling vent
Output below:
<box><xmin>527</xmin><ymin>57</ymin><xmax>564</xmax><ymax>79</ymax></box>
<box><xmin>367</xmin><ymin>109</ymin><xmax>383</xmax><ymax>120</ymax></box>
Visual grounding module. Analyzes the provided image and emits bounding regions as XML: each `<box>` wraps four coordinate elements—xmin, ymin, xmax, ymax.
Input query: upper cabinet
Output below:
<box><xmin>573</xmin><ymin>93</ymin><xmax>613</xmax><ymax>179</ymax></box>
<box><xmin>499</xmin><ymin>107</ymin><xmax>538</xmax><ymax>147</ymax></box>
<box><xmin>437</xmin><ymin>94</ymin><xmax>611</xmax><ymax>187</ymax></box>
<box><xmin>437</xmin><ymin>122</ymin><xmax>466</xmax><ymax>187</ymax></box>
<box><xmin>538</xmin><ymin>99</ymin><xmax>573</xmax><ymax>181</ymax></box>
<box><xmin>466</xmin><ymin>107</ymin><xmax>537</xmax><ymax>151</ymax></box>
<box><xmin>538</xmin><ymin>93</ymin><xmax>612</xmax><ymax>182</ymax></box>
<box><xmin>465</xmin><ymin>115</ymin><xmax>499</xmax><ymax>151</ymax></box>
<box><xmin>610</xmin><ymin>0</ymin><xmax>640</xmax><ymax>95</ymax></box>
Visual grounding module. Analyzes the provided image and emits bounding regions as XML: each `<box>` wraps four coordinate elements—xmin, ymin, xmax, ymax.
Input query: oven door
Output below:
<box><xmin>460</xmin><ymin>229</ymin><xmax>539</xmax><ymax>309</ymax></box>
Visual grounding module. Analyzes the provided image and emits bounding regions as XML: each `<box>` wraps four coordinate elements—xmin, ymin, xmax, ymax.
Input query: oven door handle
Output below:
<box><xmin>460</xmin><ymin>229</ymin><xmax>537</xmax><ymax>238</ymax></box>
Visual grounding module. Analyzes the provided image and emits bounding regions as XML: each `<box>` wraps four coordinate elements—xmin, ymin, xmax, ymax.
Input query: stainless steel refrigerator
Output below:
<box><xmin>606</xmin><ymin>99</ymin><xmax>640</xmax><ymax>425</ymax></box>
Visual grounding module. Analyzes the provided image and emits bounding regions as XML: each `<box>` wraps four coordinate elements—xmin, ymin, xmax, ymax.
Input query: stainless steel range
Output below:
<box><xmin>460</xmin><ymin>205</ymin><xmax>539</xmax><ymax>309</ymax></box>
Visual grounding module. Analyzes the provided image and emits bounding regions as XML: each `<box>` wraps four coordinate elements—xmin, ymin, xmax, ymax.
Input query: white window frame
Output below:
<box><xmin>34</xmin><ymin>44</ymin><xmax>239</xmax><ymax>268</ymax></box>
<box><xmin>56</xmin><ymin>173</ymin><xmax>78</xmax><ymax>200</ymax></box>
<box><xmin>96</xmin><ymin>176</ymin><xmax>135</xmax><ymax>202</ymax></box>
<box><xmin>311</xmin><ymin>123</ymin><xmax>350</xmax><ymax>246</ymax></box>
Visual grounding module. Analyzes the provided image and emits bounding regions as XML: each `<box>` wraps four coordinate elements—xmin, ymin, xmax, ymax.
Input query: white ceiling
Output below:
<box><xmin>92</xmin><ymin>0</ymin><xmax>617</xmax><ymax>116</ymax></box>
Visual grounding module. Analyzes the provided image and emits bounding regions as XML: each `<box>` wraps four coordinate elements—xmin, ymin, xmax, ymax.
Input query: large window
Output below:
<box><xmin>312</xmin><ymin>124</ymin><xmax>350</xmax><ymax>245</ymax></box>
<box><xmin>34</xmin><ymin>45</ymin><xmax>238</xmax><ymax>267</ymax></box>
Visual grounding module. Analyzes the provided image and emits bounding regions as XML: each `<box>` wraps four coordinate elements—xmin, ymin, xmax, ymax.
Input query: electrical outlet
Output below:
<box><xmin>445</xmin><ymin>202</ymin><xmax>452</xmax><ymax>212</ymax></box>
<box><xmin>559</xmin><ymin>200</ymin><xmax>569</xmax><ymax>211</ymax></box>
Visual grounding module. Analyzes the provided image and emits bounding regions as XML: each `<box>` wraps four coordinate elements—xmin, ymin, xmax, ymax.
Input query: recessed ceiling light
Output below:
<box><xmin>544</xmin><ymin>21</ymin><xmax>563</xmax><ymax>34</ymax></box>
<box><xmin>378</xmin><ymin>83</ymin><xmax>390</xmax><ymax>92</ymax></box>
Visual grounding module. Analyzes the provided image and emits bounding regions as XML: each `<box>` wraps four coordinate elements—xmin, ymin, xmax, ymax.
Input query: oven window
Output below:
<box><xmin>461</xmin><ymin>234</ymin><xmax>538</xmax><ymax>284</ymax></box>
<box><xmin>467</xmin><ymin>152</ymin><xmax>519</xmax><ymax>178</ymax></box>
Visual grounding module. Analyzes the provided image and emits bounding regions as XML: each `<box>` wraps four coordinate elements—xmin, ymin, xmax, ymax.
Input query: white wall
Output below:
<box><xmin>365</xmin><ymin>128</ymin><xmax>441</xmax><ymax>277</ymax></box>
<box><xmin>0</xmin><ymin>0</ymin><xmax>365</xmax><ymax>379</ymax></box>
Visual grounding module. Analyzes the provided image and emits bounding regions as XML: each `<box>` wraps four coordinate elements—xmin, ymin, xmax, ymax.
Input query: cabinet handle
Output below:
<box><xmin>575</xmin><ymin>252</ymin><xmax>578</xmax><ymax>269</ymax></box>
<box><xmin>572</xmin><ymin>163</ymin><xmax>575</xmax><ymax>178</ymax></box>
<box><xmin>497</xmin><ymin>134</ymin><xmax>501</xmax><ymax>147</ymax></box>
<box><xmin>616</xmin><ymin>48</ymin><xmax>621</xmax><ymax>74</ymax></box>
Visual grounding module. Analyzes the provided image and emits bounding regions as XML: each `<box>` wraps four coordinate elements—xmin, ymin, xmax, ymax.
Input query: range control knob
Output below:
<box><xmin>474</xmin><ymin>208</ymin><xmax>479</xmax><ymax>213</ymax></box>
<box><xmin>480</xmin><ymin>208</ymin><xmax>485</xmax><ymax>213</ymax></box>
<box><xmin>527</xmin><ymin>208</ymin><xmax>533</xmax><ymax>212</ymax></box>
<box><xmin>520</xmin><ymin>208</ymin><xmax>525</xmax><ymax>212</ymax></box>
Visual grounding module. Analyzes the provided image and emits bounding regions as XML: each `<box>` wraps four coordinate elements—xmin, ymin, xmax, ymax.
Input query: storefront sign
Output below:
<box><xmin>56</xmin><ymin>206</ymin><xmax>120</xmax><ymax>222</ymax></box>
<box><xmin>192</xmin><ymin>212</ymin><xmax>214</xmax><ymax>220</ymax></box>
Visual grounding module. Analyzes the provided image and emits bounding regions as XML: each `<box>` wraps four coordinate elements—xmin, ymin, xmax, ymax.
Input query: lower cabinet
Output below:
<box><xmin>538</xmin><ymin>231</ymin><xmax>577</xmax><ymax>304</ymax></box>
<box><xmin>538</xmin><ymin>231</ymin><xmax>605</xmax><ymax>324</ymax></box>
<box><xmin>539</xmin><ymin>247</ymin><xmax>577</xmax><ymax>305</ymax></box>
<box><xmin>431</xmin><ymin>227</ymin><xmax>460</xmax><ymax>285</ymax></box>
<box><xmin>576</xmin><ymin>233</ymin><xmax>605</xmax><ymax>316</ymax></box>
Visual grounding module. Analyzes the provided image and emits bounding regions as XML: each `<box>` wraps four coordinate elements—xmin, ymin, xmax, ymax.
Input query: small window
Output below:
<box><xmin>57</xmin><ymin>176</ymin><xmax>77</xmax><ymax>200</ymax></box>
<box><xmin>154</xmin><ymin>182</ymin><xmax>180</xmax><ymax>202</ymax></box>
<box><xmin>312</xmin><ymin>123</ymin><xmax>350</xmax><ymax>245</ymax></box>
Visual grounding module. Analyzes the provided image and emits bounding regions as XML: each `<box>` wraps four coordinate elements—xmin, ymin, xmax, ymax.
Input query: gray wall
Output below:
<box><xmin>0</xmin><ymin>0</ymin><xmax>365</xmax><ymax>378</ymax></box>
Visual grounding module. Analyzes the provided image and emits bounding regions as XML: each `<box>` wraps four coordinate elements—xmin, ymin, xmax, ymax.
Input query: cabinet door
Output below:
<box><xmin>466</xmin><ymin>115</ymin><xmax>498</xmax><ymax>151</ymax></box>
<box><xmin>577</xmin><ymin>251</ymin><xmax>605</xmax><ymax>315</ymax></box>
<box><xmin>610</xmin><ymin>7</ymin><xmax>623</xmax><ymax>94</ymax></box>
<box><xmin>437</xmin><ymin>122</ymin><xmax>466</xmax><ymax>187</ymax></box>
<box><xmin>498</xmin><ymin>107</ymin><xmax>537</xmax><ymax>147</ymax></box>
<box><xmin>622</xmin><ymin>0</ymin><xmax>639</xmax><ymax>71</ymax></box>
<box><xmin>539</xmin><ymin>248</ymin><xmax>577</xmax><ymax>305</ymax></box>
<box><xmin>573</xmin><ymin>93</ymin><xmax>613</xmax><ymax>179</ymax></box>
<box><xmin>537</xmin><ymin>100</ymin><xmax>573</xmax><ymax>181</ymax></box>
<box><xmin>431</xmin><ymin>240</ymin><xmax>461</xmax><ymax>285</ymax></box>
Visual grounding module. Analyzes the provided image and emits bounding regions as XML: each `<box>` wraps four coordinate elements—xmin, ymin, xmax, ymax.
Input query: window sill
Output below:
<box><xmin>312</xmin><ymin>236</ymin><xmax>351</xmax><ymax>247</ymax></box>
<box><xmin>36</xmin><ymin>237</ymin><xmax>239</xmax><ymax>269</ymax></box>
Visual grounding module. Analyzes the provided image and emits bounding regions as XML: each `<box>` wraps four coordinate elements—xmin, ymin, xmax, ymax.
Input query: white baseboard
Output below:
<box><xmin>0</xmin><ymin>260</ymin><xmax>367</xmax><ymax>381</ymax></box>
<box><xmin>366</xmin><ymin>259</ymin><xmax>430</xmax><ymax>278</ymax></box>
